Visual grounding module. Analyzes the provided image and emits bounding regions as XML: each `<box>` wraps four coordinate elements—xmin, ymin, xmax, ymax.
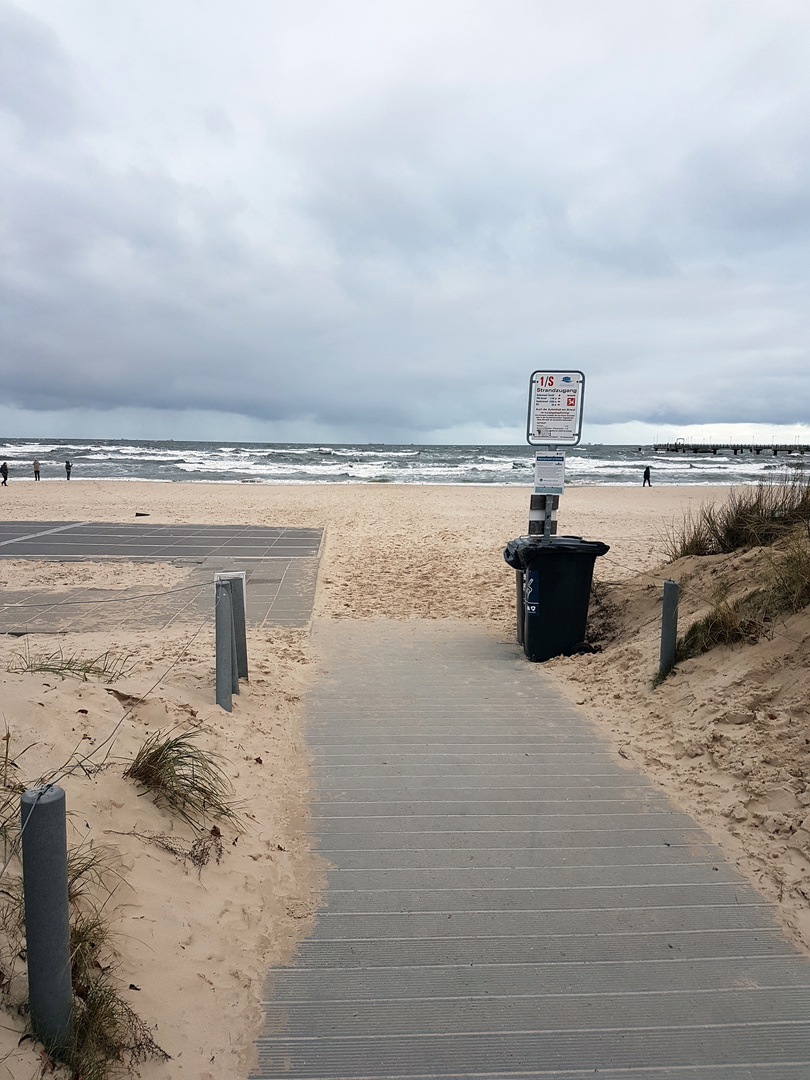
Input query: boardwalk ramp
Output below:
<box><xmin>254</xmin><ymin>619</ymin><xmax>810</xmax><ymax>1079</ymax></box>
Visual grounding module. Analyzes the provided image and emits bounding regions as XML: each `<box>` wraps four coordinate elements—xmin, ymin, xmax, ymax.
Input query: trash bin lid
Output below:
<box><xmin>504</xmin><ymin>535</ymin><xmax>610</xmax><ymax>568</ymax></box>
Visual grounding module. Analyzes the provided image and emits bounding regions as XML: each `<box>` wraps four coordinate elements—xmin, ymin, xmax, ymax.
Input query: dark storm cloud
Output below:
<box><xmin>2</xmin><ymin>1</ymin><xmax>810</xmax><ymax>440</ymax></box>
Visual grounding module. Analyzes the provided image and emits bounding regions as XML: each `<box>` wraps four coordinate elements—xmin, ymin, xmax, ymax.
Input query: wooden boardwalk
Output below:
<box><xmin>253</xmin><ymin>620</ymin><xmax>810</xmax><ymax>1079</ymax></box>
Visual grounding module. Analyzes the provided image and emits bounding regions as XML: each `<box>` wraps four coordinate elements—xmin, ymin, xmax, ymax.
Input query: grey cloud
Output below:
<box><xmin>204</xmin><ymin>108</ymin><xmax>235</xmax><ymax>141</ymax></box>
<box><xmin>0</xmin><ymin>2</ymin><xmax>79</xmax><ymax>136</ymax></box>
<box><xmin>2</xmin><ymin>1</ymin><xmax>810</xmax><ymax>441</ymax></box>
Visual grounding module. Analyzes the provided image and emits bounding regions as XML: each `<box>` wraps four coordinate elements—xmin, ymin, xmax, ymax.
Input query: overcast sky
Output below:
<box><xmin>2</xmin><ymin>0</ymin><xmax>810</xmax><ymax>444</ymax></box>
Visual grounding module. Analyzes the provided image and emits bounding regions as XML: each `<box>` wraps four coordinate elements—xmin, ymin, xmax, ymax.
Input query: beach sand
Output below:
<box><xmin>1</xmin><ymin>480</ymin><xmax>808</xmax><ymax>1077</ymax></box>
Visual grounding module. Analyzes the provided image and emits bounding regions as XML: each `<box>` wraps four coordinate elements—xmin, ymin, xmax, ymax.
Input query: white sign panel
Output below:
<box><xmin>527</xmin><ymin>370</ymin><xmax>585</xmax><ymax>445</ymax></box>
<box><xmin>534</xmin><ymin>451</ymin><xmax>566</xmax><ymax>495</ymax></box>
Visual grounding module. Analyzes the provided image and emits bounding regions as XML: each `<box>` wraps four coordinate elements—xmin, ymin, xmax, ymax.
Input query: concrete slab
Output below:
<box><xmin>253</xmin><ymin>619</ymin><xmax>810</xmax><ymax>1080</ymax></box>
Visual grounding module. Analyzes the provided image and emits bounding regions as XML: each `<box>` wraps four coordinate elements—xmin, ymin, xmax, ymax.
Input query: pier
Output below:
<box><xmin>654</xmin><ymin>441</ymin><xmax>810</xmax><ymax>456</ymax></box>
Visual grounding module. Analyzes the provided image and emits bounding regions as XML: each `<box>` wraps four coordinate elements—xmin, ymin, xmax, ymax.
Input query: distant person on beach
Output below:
<box><xmin>33</xmin><ymin>460</ymin><xmax>40</xmax><ymax>481</ymax></box>
<box><xmin>65</xmin><ymin>460</ymin><xmax>72</xmax><ymax>480</ymax></box>
<box><xmin>643</xmin><ymin>466</ymin><xmax>651</xmax><ymax>487</ymax></box>
<box><xmin>1</xmin><ymin>462</ymin><xmax>7</xmax><ymax>486</ymax></box>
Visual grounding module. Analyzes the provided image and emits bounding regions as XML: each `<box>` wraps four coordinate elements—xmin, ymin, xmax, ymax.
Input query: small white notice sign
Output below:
<box><xmin>534</xmin><ymin>451</ymin><xmax>566</xmax><ymax>495</ymax></box>
<box><xmin>527</xmin><ymin>370</ymin><xmax>585</xmax><ymax>445</ymax></box>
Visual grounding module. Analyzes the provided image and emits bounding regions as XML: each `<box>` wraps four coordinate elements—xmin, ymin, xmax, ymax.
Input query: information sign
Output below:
<box><xmin>526</xmin><ymin>370</ymin><xmax>585</xmax><ymax>446</ymax></box>
<box><xmin>534</xmin><ymin>451</ymin><xmax>566</xmax><ymax>495</ymax></box>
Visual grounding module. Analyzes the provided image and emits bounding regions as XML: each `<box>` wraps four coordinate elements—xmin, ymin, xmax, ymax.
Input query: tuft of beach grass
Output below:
<box><xmin>123</xmin><ymin>729</ymin><xmax>241</xmax><ymax>831</ymax></box>
<box><xmin>7</xmin><ymin>647</ymin><xmax>132</xmax><ymax>683</ymax></box>
<box><xmin>664</xmin><ymin>476</ymin><xmax>810</xmax><ymax>559</ymax></box>
<box><xmin>674</xmin><ymin>526</ymin><xmax>810</xmax><ymax>661</ymax></box>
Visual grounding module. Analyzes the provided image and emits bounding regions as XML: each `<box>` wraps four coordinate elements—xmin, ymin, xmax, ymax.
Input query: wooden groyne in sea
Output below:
<box><xmin>653</xmin><ymin>442</ymin><xmax>810</xmax><ymax>456</ymax></box>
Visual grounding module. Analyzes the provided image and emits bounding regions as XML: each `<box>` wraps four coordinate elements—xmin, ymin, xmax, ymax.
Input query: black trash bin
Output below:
<box><xmin>514</xmin><ymin>568</ymin><xmax>525</xmax><ymax>647</ymax></box>
<box><xmin>504</xmin><ymin>536</ymin><xmax>610</xmax><ymax>662</ymax></box>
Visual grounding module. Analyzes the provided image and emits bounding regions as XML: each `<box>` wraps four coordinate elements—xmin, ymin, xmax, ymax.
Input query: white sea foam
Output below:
<box><xmin>0</xmin><ymin>438</ymin><xmax>805</xmax><ymax>485</ymax></box>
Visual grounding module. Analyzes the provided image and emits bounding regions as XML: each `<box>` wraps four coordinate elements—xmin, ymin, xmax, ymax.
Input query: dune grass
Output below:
<box><xmin>66</xmin><ymin>908</ymin><xmax>169</xmax><ymax>1080</ymax></box>
<box><xmin>69</xmin><ymin>980</ymin><xmax>170</xmax><ymax>1080</ymax></box>
<box><xmin>0</xmin><ymin>729</ymin><xmax>32</xmax><ymax>865</ymax></box>
<box><xmin>675</xmin><ymin>526</ymin><xmax>810</xmax><ymax>661</ymax></box>
<box><xmin>7</xmin><ymin>648</ymin><xmax>132</xmax><ymax>683</ymax></box>
<box><xmin>665</xmin><ymin>476</ymin><xmax>810</xmax><ymax>559</ymax></box>
<box><xmin>123</xmin><ymin>730</ymin><xmax>240</xmax><ymax>831</ymax></box>
<box><xmin>663</xmin><ymin>478</ymin><xmax>810</xmax><ymax>663</ymax></box>
<box><xmin>764</xmin><ymin>526</ymin><xmax>810</xmax><ymax>613</ymax></box>
<box><xmin>675</xmin><ymin>589</ymin><xmax>767</xmax><ymax>661</ymax></box>
<box><xmin>0</xmin><ymin>840</ymin><xmax>168</xmax><ymax>1079</ymax></box>
<box><xmin>67</xmin><ymin>978</ymin><xmax>169</xmax><ymax>1080</ymax></box>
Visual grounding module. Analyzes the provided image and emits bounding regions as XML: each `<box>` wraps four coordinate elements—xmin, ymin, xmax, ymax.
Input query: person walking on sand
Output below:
<box><xmin>65</xmin><ymin>460</ymin><xmax>72</xmax><ymax>480</ymax></box>
<box><xmin>33</xmin><ymin>460</ymin><xmax>40</xmax><ymax>481</ymax></box>
<box><xmin>1</xmin><ymin>462</ymin><xmax>7</xmax><ymax>486</ymax></box>
<box><xmin>643</xmin><ymin>465</ymin><xmax>651</xmax><ymax>487</ymax></box>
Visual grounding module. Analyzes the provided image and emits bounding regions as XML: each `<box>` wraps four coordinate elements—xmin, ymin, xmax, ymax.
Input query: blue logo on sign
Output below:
<box><xmin>562</xmin><ymin>376</ymin><xmax>572</xmax><ymax>383</ymax></box>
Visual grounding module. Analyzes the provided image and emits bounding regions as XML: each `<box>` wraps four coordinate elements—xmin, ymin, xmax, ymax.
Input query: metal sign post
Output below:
<box><xmin>526</xmin><ymin>370</ymin><xmax>584</xmax><ymax>540</ymax></box>
<box><xmin>530</xmin><ymin>451</ymin><xmax>565</xmax><ymax>538</ymax></box>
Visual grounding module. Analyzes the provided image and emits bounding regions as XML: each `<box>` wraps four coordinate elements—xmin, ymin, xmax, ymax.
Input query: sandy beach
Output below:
<box><xmin>2</xmin><ymin>479</ymin><xmax>809</xmax><ymax>1078</ymax></box>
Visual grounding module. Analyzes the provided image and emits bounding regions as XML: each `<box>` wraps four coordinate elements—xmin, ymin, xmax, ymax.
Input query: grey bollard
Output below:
<box><xmin>215</xmin><ymin>579</ymin><xmax>234</xmax><ymax>712</ymax></box>
<box><xmin>21</xmin><ymin>786</ymin><xmax>73</xmax><ymax>1054</ymax></box>
<box><xmin>659</xmin><ymin>578</ymin><xmax>679</xmax><ymax>680</ymax></box>
<box><xmin>215</xmin><ymin>572</ymin><xmax>248</xmax><ymax>681</ymax></box>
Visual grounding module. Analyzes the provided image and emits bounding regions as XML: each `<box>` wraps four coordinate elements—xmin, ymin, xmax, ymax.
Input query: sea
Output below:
<box><xmin>0</xmin><ymin>438</ymin><xmax>806</xmax><ymax>487</ymax></box>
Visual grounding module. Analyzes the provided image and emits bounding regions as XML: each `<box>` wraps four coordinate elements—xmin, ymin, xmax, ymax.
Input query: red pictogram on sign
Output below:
<box><xmin>567</xmin><ymin>396</ymin><xmax>576</xmax><ymax>407</ymax></box>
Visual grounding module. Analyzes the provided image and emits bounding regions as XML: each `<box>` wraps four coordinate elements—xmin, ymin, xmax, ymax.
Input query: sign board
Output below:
<box><xmin>526</xmin><ymin>370</ymin><xmax>585</xmax><ymax>446</ymax></box>
<box><xmin>534</xmin><ymin>451</ymin><xmax>565</xmax><ymax>495</ymax></box>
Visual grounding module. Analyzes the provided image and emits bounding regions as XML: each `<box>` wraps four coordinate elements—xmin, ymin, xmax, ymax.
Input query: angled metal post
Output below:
<box><xmin>230</xmin><ymin>591</ymin><xmax>239</xmax><ymax>697</ymax></box>
<box><xmin>215</xmin><ymin>579</ymin><xmax>233</xmax><ymax>712</ymax></box>
<box><xmin>21</xmin><ymin>785</ymin><xmax>73</xmax><ymax>1055</ymax></box>
<box><xmin>215</xmin><ymin>572</ymin><xmax>248</xmax><ymax>680</ymax></box>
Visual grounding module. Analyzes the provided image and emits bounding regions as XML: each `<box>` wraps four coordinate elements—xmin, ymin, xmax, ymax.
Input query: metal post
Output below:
<box><xmin>528</xmin><ymin>493</ymin><xmax>544</xmax><ymax>536</ymax></box>
<box><xmin>21</xmin><ymin>786</ymin><xmax>73</xmax><ymax>1055</ymax></box>
<box><xmin>215</xmin><ymin>579</ymin><xmax>233</xmax><ymax>712</ymax></box>
<box><xmin>215</xmin><ymin>572</ymin><xmax>248</xmax><ymax>680</ymax></box>
<box><xmin>229</xmin><ymin>593</ymin><xmax>239</xmax><ymax>697</ymax></box>
<box><xmin>542</xmin><ymin>498</ymin><xmax>552</xmax><ymax>542</ymax></box>
<box><xmin>659</xmin><ymin>579</ymin><xmax>679</xmax><ymax>680</ymax></box>
<box><xmin>529</xmin><ymin>445</ymin><xmax>562</xmax><ymax>544</ymax></box>
<box><xmin>528</xmin><ymin>495</ymin><xmax>558</xmax><ymax>539</ymax></box>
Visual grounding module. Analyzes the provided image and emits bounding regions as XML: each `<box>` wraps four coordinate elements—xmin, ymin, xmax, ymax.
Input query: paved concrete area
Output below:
<box><xmin>254</xmin><ymin>619</ymin><xmax>810</xmax><ymax>1079</ymax></box>
<box><xmin>0</xmin><ymin>521</ymin><xmax>322</xmax><ymax>631</ymax></box>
